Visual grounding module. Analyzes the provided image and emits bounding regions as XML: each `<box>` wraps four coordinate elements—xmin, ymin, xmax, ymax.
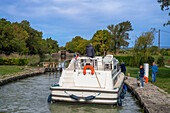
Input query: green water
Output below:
<box><xmin>0</xmin><ymin>72</ymin><xmax>142</xmax><ymax>113</ymax></box>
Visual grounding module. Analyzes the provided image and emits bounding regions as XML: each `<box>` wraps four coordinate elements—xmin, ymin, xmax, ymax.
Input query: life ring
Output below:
<box><xmin>83</xmin><ymin>65</ymin><xmax>94</xmax><ymax>75</ymax></box>
<box><xmin>143</xmin><ymin>76</ymin><xmax>148</xmax><ymax>83</ymax></box>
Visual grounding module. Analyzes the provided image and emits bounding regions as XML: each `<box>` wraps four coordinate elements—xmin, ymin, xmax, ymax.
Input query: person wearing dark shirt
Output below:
<box><xmin>120</xmin><ymin>62</ymin><xmax>126</xmax><ymax>75</ymax></box>
<box><xmin>140</xmin><ymin>65</ymin><xmax>145</xmax><ymax>88</ymax></box>
<box><xmin>86</xmin><ymin>43</ymin><xmax>95</xmax><ymax>58</ymax></box>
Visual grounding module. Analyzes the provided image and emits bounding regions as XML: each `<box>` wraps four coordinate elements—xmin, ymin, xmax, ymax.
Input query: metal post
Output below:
<box><xmin>158</xmin><ymin>29</ymin><xmax>160</xmax><ymax>51</ymax></box>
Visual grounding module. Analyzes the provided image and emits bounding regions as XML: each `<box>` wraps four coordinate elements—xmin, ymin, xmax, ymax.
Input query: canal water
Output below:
<box><xmin>0</xmin><ymin>72</ymin><xmax>142</xmax><ymax>113</ymax></box>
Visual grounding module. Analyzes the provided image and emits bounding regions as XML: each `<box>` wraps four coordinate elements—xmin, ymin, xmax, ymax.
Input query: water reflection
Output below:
<box><xmin>49</xmin><ymin>91</ymin><xmax>142</xmax><ymax>113</ymax></box>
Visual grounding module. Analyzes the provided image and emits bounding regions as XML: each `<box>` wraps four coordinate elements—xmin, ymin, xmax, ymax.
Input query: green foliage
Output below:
<box><xmin>161</xmin><ymin>49</ymin><xmax>170</xmax><ymax>56</ymax></box>
<box><xmin>130</xmin><ymin>29</ymin><xmax>156</xmax><ymax>67</ymax></box>
<box><xmin>114</xmin><ymin>55</ymin><xmax>132</xmax><ymax>66</ymax></box>
<box><xmin>59</xmin><ymin>46</ymin><xmax>65</xmax><ymax>50</ymax></box>
<box><xmin>134</xmin><ymin>30</ymin><xmax>155</xmax><ymax>53</ymax></box>
<box><xmin>65</xmin><ymin>36</ymin><xmax>90</xmax><ymax>54</ymax></box>
<box><xmin>0</xmin><ymin>58</ymin><xmax>29</xmax><ymax>65</ymax></box>
<box><xmin>46</xmin><ymin>37</ymin><xmax>59</xmax><ymax>54</ymax></box>
<box><xmin>0</xmin><ymin>18</ymin><xmax>59</xmax><ymax>55</ymax></box>
<box><xmin>91</xmin><ymin>30</ymin><xmax>111</xmax><ymax>55</ymax></box>
<box><xmin>26</xmin><ymin>55</ymin><xmax>40</xmax><ymax>66</ymax></box>
<box><xmin>129</xmin><ymin>53</ymin><xmax>155</xmax><ymax>67</ymax></box>
<box><xmin>107</xmin><ymin>21</ymin><xmax>133</xmax><ymax>53</ymax></box>
<box><xmin>149</xmin><ymin>46</ymin><xmax>159</xmax><ymax>55</ymax></box>
<box><xmin>148</xmin><ymin>56</ymin><xmax>155</xmax><ymax>66</ymax></box>
<box><xmin>157</xmin><ymin>56</ymin><xmax>165</xmax><ymax>67</ymax></box>
<box><xmin>114</xmin><ymin>55</ymin><xmax>154</xmax><ymax>67</ymax></box>
<box><xmin>77</xmin><ymin>39</ymin><xmax>90</xmax><ymax>55</ymax></box>
<box><xmin>0</xmin><ymin>18</ymin><xmax>15</xmax><ymax>54</ymax></box>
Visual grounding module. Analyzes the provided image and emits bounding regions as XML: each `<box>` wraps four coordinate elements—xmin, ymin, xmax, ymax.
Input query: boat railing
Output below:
<box><xmin>74</xmin><ymin>58</ymin><xmax>99</xmax><ymax>71</ymax></box>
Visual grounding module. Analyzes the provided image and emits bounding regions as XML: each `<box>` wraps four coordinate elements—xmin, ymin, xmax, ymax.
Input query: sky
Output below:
<box><xmin>0</xmin><ymin>0</ymin><xmax>169</xmax><ymax>47</ymax></box>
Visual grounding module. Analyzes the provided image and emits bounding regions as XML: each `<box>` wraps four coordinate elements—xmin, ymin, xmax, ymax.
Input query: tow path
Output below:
<box><xmin>125</xmin><ymin>77</ymin><xmax>170</xmax><ymax>113</ymax></box>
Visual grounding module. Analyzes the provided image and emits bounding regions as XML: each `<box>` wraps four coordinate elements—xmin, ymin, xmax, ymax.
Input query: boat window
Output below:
<box><xmin>114</xmin><ymin>65</ymin><xmax>116</xmax><ymax>69</ymax></box>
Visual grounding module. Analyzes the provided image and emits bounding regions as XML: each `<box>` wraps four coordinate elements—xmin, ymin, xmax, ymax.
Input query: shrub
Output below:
<box><xmin>0</xmin><ymin>58</ymin><xmax>29</xmax><ymax>65</ymax></box>
<box><xmin>129</xmin><ymin>53</ymin><xmax>154</xmax><ymax>67</ymax></box>
<box><xmin>114</xmin><ymin>55</ymin><xmax>132</xmax><ymax>66</ymax></box>
<box><xmin>157</xmin><ymin>56</ymin><xmax>165</xmax><ymax>67</ymax></box>
<box><xmin>148</xmin><ymin>56</ymin><xmax>155</xmax><ymax>66</ymax></box>
<box><xmin>27</xmin><ymin>55</ymin><xmax>40</xmax><ymax>66</ymax></box>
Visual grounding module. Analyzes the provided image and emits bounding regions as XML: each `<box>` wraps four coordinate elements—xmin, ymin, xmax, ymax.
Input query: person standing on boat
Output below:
<box><xmin>86</xmin><ymin>43</ymin><xmax>95</xmax><ymax>58</ymax></box>
<box><xmin>149</xmin><ymin>62</ymin><xmax>158</xmax><ymax>83</ymax></box>
<box><xmin>140</xmin><ymin>65</ymin><xmax>145</xmax><ymax>88</ymax></box>
<box><xmin>120</xmin><ymin>62</ymin><xmax>126</xmax><ymax>75</ymax></box>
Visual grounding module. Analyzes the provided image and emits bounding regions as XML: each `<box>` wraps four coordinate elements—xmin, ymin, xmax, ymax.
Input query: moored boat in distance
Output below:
<box><xmin>49</xmin><ymin>55</ymin><xmax>126</xmax><ymax>105</ymax></box>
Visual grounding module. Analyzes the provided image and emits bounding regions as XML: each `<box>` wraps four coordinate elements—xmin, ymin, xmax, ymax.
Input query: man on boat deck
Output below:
<box><xmin>86</xmin><ymin>43</ymin><xmax>95</xmax><ymax>58</ymax></box>
<box><xmin>120</xmin><ymin>62</ymin><xmax>126</xmax><ymax>75</ymax></box>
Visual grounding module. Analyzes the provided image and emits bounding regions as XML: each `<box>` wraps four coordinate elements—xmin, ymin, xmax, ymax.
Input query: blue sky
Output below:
<box><xmin>0</xmin><ymin>0</ymin><xmax>169</xmax><ymax>47</ymax></box>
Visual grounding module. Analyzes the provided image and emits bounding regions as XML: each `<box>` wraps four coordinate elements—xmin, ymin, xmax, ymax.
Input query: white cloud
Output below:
<box><xmin>0</xmin><ymin>0</ymin><xmax>169</xmax><ymax>47</ymax></box>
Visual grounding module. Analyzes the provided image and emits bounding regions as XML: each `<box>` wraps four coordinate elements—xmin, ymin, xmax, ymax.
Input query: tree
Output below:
<box><xmin>65</xmin><ymin>36</ymin><xmax>86</xmax><ymax>53</ymax></box>
<box><xmin>0</xmin><ymin>18</ymin><xmax>59</xmax><ymax>55</ymax></box>
<box><xmin>46</xmin><ymin>37</ymin><xmax>59</xmax><ymax>54</ymax></box>
<box><xmin>129</xmin><ymin>30</ymin><xmax>156</xmax><ymax>67</ymax></box>
<box><xmin>107</xmin><ymin>21</ymin><xmax>133</xmax><ymax>54</ymax></box>
<box><xmin>0</xmin><ymin>18</ymin><xmax>15</xmax><ymax>54</ymax></box>
<box><xmin>134</xmin><ymin>30</ymin><xmax>155</xmax><ymax>53</ymax></box>
<box><xmin>91</xmin><ymin>30</ymin><xmax>111</xmax><ymax>55</ymax></box>
<box><xmin>157</xmin><ymin>0</ymin><xmax>170</xmax><ymax>26</ymax></box>
<box><xmin>12</xmin><ymin>22</ymin><xmax>29</xmax><ymax>54</ymax></box>
<box><xmin>77</xmin><ymin>39</ymin><xmax>90</xmax><ymax>55</ymax></box>
<box><xmin>20</xmin><ymin>20</ymin><xmax>43</xmax><ymax>54</ymax></box>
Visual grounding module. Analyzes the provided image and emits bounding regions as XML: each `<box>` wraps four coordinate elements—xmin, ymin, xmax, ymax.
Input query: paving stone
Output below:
<box><xmin>125</xmin><ymin>77</ymin><xmax>170</xmax><ymax>113</ymax></box>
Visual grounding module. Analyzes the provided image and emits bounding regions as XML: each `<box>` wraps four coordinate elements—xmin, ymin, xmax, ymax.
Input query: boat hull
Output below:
<box><xmin>50</xmin><ymin>73</ymin><xmax>125</xmax><ymax>105</ymax></box>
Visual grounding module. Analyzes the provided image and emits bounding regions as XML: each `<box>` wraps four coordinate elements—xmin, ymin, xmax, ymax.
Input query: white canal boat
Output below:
<box><xmin>49</xmin><ymin>55</ymin><xmax>126</xmax><ymax>105</ymax></box>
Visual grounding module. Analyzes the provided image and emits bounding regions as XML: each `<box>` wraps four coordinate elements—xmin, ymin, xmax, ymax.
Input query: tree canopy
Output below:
<box><xmin>1</xmin><ymin>18</ymin><xmax>136</xmax><ymax>56</ymax></box>
<box><xmin>0</xmin><ymin>18</ymin><xmax>59</xmax><ymax>55</ymax></box>
<box><xmin>91</xmin><ymin>30</ymin><xmax>111</xmax><ymax>55</ymax></box>
<box><xmin>134</xmin><ymin>30</ymin><xmax>155</xmax><ymax>53</ymax></box>
<box><xmin>107</xmin><ymin>21</ymin><xmax>133</xmax><ymax>53</ymax></box>
<box><xmin>65</xmin><ymin>36</ymin><xmax>90</xmax><ymax>54</ymax></box>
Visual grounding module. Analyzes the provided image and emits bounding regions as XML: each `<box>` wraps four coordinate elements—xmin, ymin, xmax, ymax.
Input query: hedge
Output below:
<box><xmin>114</xmin><ymin>55</ymin><xmax>132</xmax><ymax>66</ymax></box>
<box><xmin>0</xmin><ymin>58</ymin><xmax>29</xmax><ymax>66</ymax></box>
<box><xmin>114</xmin><ymin>55</ymin><xmax>154</xmax><ymax>67</ymax></box>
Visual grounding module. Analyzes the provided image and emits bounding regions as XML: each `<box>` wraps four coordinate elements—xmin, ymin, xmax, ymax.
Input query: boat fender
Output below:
<box><xmin>70</xmin><ymin>95</ymin><xmax>80</xmax><ymax>100</ymax></box>
<box><xmin>120</xmin><ymin>92</ymin><xmax>124</xmax><ymax>99</ymax></box>
<box><xmin>47</xmin><ymin>94</ymin><xmax>52</xmax><ymax>103</ymax></box>
<box><xmin>143</xmin><ymin>76</ymin><xmax>148</xmax><ymax>83</ymax></box>
<box><xmin>83</xmin><ymin>65</ymin><xmax>94</xmax><ymax>75</ymax></box>
<box><xmin>124</xmin><ymin>85</ymin><xmax>127</xmax><ymax>91</ymax></box>
<box><xmin>51</xmin><ymin>84</ymin><xmax>59</xmax><ymax>87</ymax></box>
<box><xmin>64</xmin><ymin>91</ymin><xmax>80</xmax><ymax>100</ymax></box>
<box><xmin>85</xmin><ymin>93</ymin><xmax>101</xmax><ymax>101</ymax></box>
<box><xmin>85</xmin><ymin>96</ymin><xmax>95</xmax><ymax>100</ymax></box>
<box><xmin>117</xmin><ymin>97</ymin><xmax>122</xmax><ymax>106</ymax></box>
